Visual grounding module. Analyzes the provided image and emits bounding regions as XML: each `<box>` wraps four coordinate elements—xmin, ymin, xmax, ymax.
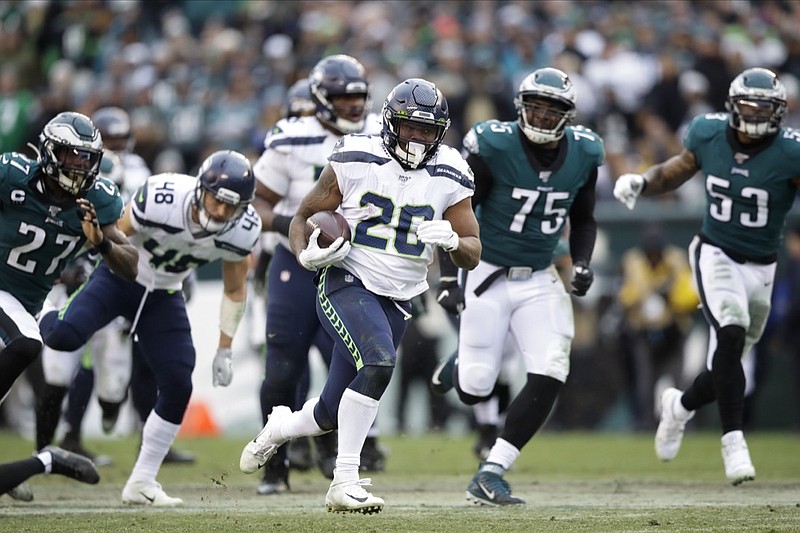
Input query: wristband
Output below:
<box><xmin>97</xmin><ymin>235</ymin><xmax>112</xmax><ymax>255</ymax></box>
<box><xmin>272</xmin><ymin>214</ymin><xmax>293</xmax><ymax>237</ymax></box>
<box><xmin>220</xmin><ymin>293</ymin><xmax>246</xmax><ymax>337</ymax></box>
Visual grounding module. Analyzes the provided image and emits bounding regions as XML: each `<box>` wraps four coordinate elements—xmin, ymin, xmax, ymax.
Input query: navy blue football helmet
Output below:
<box><xmin>92</xmin><ymin>106</ymin><xmax>133</xmax><ymax>153</ymax></box>
<box><xmin>193</xmin><ymin>150</ymin><xmax>255</xmax><ymax>233</ymax></box>
<box><xmin>286</xmin><ymin>78</ymin><xmax>316</xmax><ymax>119</ymax></box>
<box><xmin>381</xmin><ymin>78</ymin><xmax>450</xmax><ymax>169</ymax></box>
<box><xmin>308</xmin><ymin>55</ymin><xmax>370</xmax><ymax>134</ymax></box>
<box><xmin>38</xmin><ymin>111</ymin><xmax>103</xmax><ymax>196</ymax></box>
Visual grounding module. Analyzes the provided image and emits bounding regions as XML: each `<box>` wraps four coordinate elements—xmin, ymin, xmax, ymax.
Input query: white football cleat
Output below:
<box><xmin>240</xmin><ymin>405</ymin><xmax>292</xmax><ymax>474</ymax></box>
<box><xmin>721</xmin><ymin>430</ymin><xmax>756</xmax><ymax>485</ymax></box>
<box><xmin>655</xmin><ymin>387</ymin><xmax>694</xmax><ymax>461</ymax></box>
<box><xmin>122</xmin><ymin>480</ymin><xmax>183</xmax><ymax>507</ymax></box>
<box><xmin>325</xmin><ymin>478</ymin><xmax>384</xmax><ymax>514</ymax></box>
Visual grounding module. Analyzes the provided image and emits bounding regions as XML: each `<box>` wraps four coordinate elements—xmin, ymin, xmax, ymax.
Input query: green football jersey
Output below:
<box><xmin>0</xmin><ymin>152</ymin><xmax>124</xmax><ymax>314</ymax></box>
<box><xmin>685</xmin><ymin>113</ymin><xmax>800</xmax><ymax>260</ymax></box>
<box><xmin>468</xmin><ymin>121</ymin><xmax>604</xmax><ymax>270</ymax></box>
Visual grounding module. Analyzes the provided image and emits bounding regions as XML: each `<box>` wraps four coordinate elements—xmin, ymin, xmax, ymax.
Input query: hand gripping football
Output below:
<box><xmin>304</xmin><ymin>211</ymin><xmax>352</xmax><ymax>249</ymax></box>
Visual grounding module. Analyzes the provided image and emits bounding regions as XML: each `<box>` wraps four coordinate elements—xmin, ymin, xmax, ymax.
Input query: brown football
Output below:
<box><xmin>304</xmin><ymin>210</ymin><xmax>351</xmax><ymax>248</ymax></box>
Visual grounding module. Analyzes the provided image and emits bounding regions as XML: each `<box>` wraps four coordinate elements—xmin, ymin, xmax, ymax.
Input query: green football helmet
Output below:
<box><xmin>514</xmin><ymin>67</ymin><xmax>577</xmax><ymax>144</ymax></box>
<box><xmin>726</xmin><ymin>67</ymin><xmax>787</xmax><ymax>138</ymax></box>
<box><xmin>38</xmin><ymin>111</ymin><xmax>103</xmax><ymax>196</ymax></box>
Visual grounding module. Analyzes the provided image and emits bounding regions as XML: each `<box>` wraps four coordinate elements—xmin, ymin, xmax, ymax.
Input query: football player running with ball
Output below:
<box><xmin>239</xmin><ymin>78</ymin><xmax>481</xmax><ymax>514</ymax></box>
<box><xmin>614</xmin><ymin>67</ymin><xmax>800</xmax><ymax>485</ymax></box>
<box><xmin>250</xmin><ymin>55</ymin><xmax>387</xmax><ymax>495</ymax></box>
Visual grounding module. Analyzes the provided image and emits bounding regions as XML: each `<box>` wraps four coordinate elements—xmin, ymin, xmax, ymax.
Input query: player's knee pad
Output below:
<box><xmin>350</xmin><ymin>364</ymin><xmax>394</xmax><ymax>400</ymax></box>
<box><xmin>459</xmin><ymin>361</ymin><xmax>497</xmax><ymax>397</ymax></box>
<box><xmin>454</xmin><ymin>361</ymin><xmax>496</xmax><ymax>405</ymax></box>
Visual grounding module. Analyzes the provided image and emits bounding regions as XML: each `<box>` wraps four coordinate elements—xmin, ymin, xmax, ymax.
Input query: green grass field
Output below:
<box><xmin>1</xmin><ymin>431</ymin><xmax>798</xmax><ymax>532</ymax></box>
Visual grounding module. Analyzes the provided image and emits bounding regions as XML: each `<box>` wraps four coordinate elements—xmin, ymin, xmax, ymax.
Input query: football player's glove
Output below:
<box><xmin>298</xmin><ymin>228</ymin><xmax>351</xmax><ymax>271</ymax></box>
<box><xmin>571</xmin><ymin>260</ymin><xmax>594</xmax><ymax>297</ymax></box>
<box><xmin>613</xmin><ymin>173</ymin><xmax>645</xmax><ymax>210</ymax></box>
<box><xmin>417</xmin><ymin>220</ymin><xmax>459</xmax><ymax>252</ymax></box>
<box><xmin>212</xmin><ymin>347</ymin><xmax>234</xmax><ymax>387</ymax></box>
<box><xmin>436</xmin><ymin>277</ymin><xmax>465</xmax><ymax>315</ymax></box>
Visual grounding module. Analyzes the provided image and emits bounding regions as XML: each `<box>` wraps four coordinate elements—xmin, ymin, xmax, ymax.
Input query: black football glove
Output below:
<box><xmin>571</xmin><ymin>260</ymin><xmax>594</xmax><ymax>297</ymax></box>
<box><xmin>436</xmin><ymin>277</ymin><xmax>465</xmax><ymax>315</ymax></box>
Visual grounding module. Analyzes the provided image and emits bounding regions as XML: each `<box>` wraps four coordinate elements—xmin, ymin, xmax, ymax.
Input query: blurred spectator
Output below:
<box><xmin>617</xmin><ymin>225</ymin><xmax>700</xmax><ymax>430</ymax></box>
<box><xmin>0</xmin><ymin>64</ymin><xmax>36</xmax><ymax>153</ymax></box>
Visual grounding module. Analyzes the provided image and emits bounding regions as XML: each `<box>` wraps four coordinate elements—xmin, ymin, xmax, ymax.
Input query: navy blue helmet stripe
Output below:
<box><xmin>267</xmin><ymin>136</ymin><xmax>328</xmax><ymax>149</ymax></box>
<box><xmin>214</xmin><ymin>240</ymin><xmax>251</xmax><ymax>257</ymax></box>
<box><xmin>131</xmin><ymin>209</ymin><xmax>183</xmax><ymax>234</ymax></box>
<box><xmin>329</xmin><ymin>150</ymin><xmax>391</xmax><ymax>165</ymax></box>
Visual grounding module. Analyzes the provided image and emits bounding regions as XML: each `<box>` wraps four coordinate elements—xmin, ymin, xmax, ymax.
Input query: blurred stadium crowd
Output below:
<box><xmin>4</xmin><ymin>0</ymin><xmax>800</xmax><ymax>200</ymax></box>
<box><xmin>2</xmin><ymin>0</ymin><xmax>800</xmax><ymax>433</ymax></box>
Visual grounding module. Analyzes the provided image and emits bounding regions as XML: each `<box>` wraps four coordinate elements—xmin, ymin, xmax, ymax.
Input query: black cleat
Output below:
<box><xmin>163</xmin><ymin>447</ymin><xmax>196</xmax><ymax>465</ymax></box>
<box><xmin>43</xmin><ymin>445</ymin><xmax>100</xmax><ymax>484</ymax></box>
<box><xmin>466</xmin><ymin>462</ymin><xmax>524</xmax><ymax>506</ymax></box>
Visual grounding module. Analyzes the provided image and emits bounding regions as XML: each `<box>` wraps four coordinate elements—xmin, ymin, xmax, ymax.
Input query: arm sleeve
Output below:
<box><xmin>568</xmin><ymin>167</ymin><xmax>598</xmax><ymax>265</ymax></box>
<box><xmin>437</xmin><ymin>247</ymin><xmax>459</xmax><ymax>278</ymax></box>
<box><xmin>465</xmin><ymin>152</ymin><xmax>493</xmax><ymax>208</ymax></box>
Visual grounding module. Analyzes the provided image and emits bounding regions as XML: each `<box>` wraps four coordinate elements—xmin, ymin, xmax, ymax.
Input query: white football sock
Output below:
<box><xmin>36</xmin><ymin>450</ymin><xmax>53</xmax><ymax>473</ymax></box>
<box><xmin>279</xmin><ymin>397</ymin><xmax>326</xmax><ymax>440</ymax></box>
<box><xmin>127</xmin><ymin>411</ymin><xmax>180</xmax><ymax>484</ymax></box>
<box><xmin>485</xmin><ymin>437</ymin><xmax>520</xmax><ymax>471</ymax></box>
<box><xmin>333</xmin><ymin>388</ymin><xmax>379</xmax><ymax>484</ymax></box>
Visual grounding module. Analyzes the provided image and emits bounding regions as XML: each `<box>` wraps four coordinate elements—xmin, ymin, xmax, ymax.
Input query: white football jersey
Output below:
<box><xmin>252</xmin><ymin>113</ymin><xmax>381</xmax><ymax>250</ymax></box>
<box><xmin>119</xmin><ymin>152</ymin><xmax>151</xmax><ymax>202</ymax></box>
<box><xmin>129</xmin><ymin>173</ymin><xmax>261</xmax><ymax>290</ymax></box>
<box><xmin>331</xmin><ymin>135</ymin><xmax>474</xmax><ymax>300</ymax></box>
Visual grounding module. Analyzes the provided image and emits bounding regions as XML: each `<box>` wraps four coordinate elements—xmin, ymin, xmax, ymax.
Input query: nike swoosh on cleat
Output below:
<box><xmin>140</xmin><ymin>492</ymin><xmax>155</xmax><ymax>503</ymax></box>
<box><xmin>345</xmin><ymin>492</ymin><xmax>368</xmax><ymax>503</ymax></box>
<box><xmin>477</xmin><ymin>481</ymin><xmax>495</xmax><ymax>500</ymax></box>
<box><xmin>431</xmin><ymin>372</ymin><xmax>442</xmax><ymax>386</ymax></box>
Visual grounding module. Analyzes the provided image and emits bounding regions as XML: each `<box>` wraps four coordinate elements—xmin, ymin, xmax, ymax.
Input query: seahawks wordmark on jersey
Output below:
<box><xmin>330</xmin><ymin>134</ymin><xmax>474</xmax><ymax>300</ymax></box>
<box><xmin>685</xmin><ymin>113</ymin><xmax>800</xmax><ymax>260</ymax></box>
<box><xmin>464</xmin><ymin>121</ymin><xmax>604</xmax><ymax>270</ymax></box>
<box><xmin>0</xmin><ymin>152</ymin><xmax>124</xmax><ymax>314</ymax></box>
<box><xmin>129</xmin><ymin>173</ymin><xmax>261</xmax><ymax>290</ymax></box>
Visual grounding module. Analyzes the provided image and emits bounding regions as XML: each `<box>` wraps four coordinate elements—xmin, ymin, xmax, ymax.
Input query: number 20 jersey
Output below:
<box><xmin>129</xmin><ymin>173</ymin><xmax>261</xmax><ymax>290</ymax></box>
<box><xmin>0</xmin><ymin>152</ymin><xmax>124</xmax><ymax>314</ymax></box>
<box><xmin>330</xmin><ymin>134</ymin><xmax>475</xmax><ymax>300</ymax></box>
<box><xmin>685</xmin><ymin>113</ymin><xmax>800</xmax><ymax>259</ymax></box>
